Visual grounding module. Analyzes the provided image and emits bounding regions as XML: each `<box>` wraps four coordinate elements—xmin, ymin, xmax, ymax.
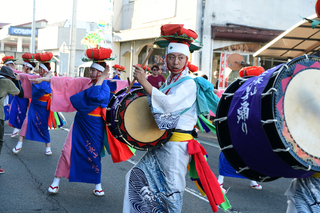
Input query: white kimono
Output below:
<box><xmin>123</xmin><ymin>69</ymin><xmax>197</xmax><ymax>213</ymax></box>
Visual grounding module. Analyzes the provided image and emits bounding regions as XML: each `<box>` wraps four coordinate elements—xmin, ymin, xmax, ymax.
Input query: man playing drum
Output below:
<box><xmin>123</xmin><ymin>24</ymin><xmax>229</xmax><ymax>213</ymax></box>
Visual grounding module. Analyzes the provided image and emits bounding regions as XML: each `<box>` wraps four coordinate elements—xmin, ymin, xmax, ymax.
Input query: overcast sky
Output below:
<box><xmin>0</xmin><ymin>0</ymin><xmax>112</xmax><ymax>24</ymax></box>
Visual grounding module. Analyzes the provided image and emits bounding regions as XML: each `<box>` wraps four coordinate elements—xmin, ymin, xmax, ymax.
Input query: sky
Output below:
<box><xmin>0</xmin><ymin>0</ymin><xmax>112</xmax><ymax>24</ymax></box>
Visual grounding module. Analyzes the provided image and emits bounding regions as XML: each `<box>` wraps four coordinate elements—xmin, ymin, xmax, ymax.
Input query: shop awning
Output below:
<box><xmin>253</xmin><ymin>14</ymin><xmax>320</xmax><ymax>59</ymax></box>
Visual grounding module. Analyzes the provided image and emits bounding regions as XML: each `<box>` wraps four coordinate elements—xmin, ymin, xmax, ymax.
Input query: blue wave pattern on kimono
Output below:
<box><xmin>295</xmin><ymin>177</ymin><xmax>320</xmax><ymax>212</ymax></box>
<box><xmin>128</xmin><ymin>150</ymin><xmax>182</xmax><ymax>213</ymax></box>
<box><xmin>25</xmin><ymin>82</ymin><xmax>51</xmax><ymax>143</ymax></box>
<box><xmin>9</xmin><ymin>96</ymin><xmax>29</xmax><ymax>129</ymax></box>
<box><xmin>69</xmin><ymin>80</ymin><xmax>110</xmax><ymax>184</ymax></box>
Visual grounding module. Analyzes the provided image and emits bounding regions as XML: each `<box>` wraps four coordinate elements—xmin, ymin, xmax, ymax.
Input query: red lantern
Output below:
<box><xmin>316</xmin><ymin>0</ymin><xmax>320</xmax><ymax>18</ymax></box>
<box><xmin>239</xmin><ymin>66</ymin><xmax>265</xmax><ymax>77</ymax></box>
<box><xmin>86</xmin><ymin>48</ymin><xmax>112</xmax><ymax>60</ymax></box>
<box><xmin>36</xmin><ymin>52</ymin><xmax>53</xmax><ymax>62</ymax></box>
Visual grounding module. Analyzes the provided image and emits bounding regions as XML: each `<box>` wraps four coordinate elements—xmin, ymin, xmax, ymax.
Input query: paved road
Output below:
<box><xmin>0</xmin><ymin>112</ymin><xmax>291</xmax><ymax>212</ymax></box>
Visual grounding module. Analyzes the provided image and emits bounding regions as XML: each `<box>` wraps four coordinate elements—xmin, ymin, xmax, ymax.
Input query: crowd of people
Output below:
<box><xmin>0</xmin><ymin>24</ymin><xmax>319</xmax><ymax>213</ymax></box>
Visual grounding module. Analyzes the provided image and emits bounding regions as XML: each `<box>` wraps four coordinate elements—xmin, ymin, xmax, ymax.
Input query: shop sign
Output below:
<box><xmin>8</xmin><ymin>27</ymin><xmax>38</xmax><ymax>37</ymax></box>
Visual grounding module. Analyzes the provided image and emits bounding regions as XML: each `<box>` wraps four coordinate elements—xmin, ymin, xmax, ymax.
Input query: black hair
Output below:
<box><xmin>201</xmin><ymin>74</ymin><xmax>208</xmax><ymax>80</ymax></box>
<box><xmin>97</xmin><ymin>62</ymin><xmax>106</xmax><ymax>68</ymax></box>
<box><xmin>151</xmin><ymin>65</ymin><xmax>159</xmax><ymax>70</ymax></box>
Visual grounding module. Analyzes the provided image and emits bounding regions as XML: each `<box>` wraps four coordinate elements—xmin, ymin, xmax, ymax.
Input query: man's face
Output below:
<box><xmin>167</xmin><ymin>53</ymin><xmax>187</xmax><ymax>73</ymax></box>
<box><xmin>152</xmin><ymin>67</ymin><xmax>159</xmax><ymax>76</ymax></box>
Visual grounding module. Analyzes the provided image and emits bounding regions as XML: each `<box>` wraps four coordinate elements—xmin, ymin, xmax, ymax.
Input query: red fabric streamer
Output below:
<box><xmin>101</xmin><ymin>108</ymin><xmax>134</xmax><ymax>163</ymax></box>
<box><xmin>187</xmin><ymin>139</ymin><xmax>225</xmax><ymax>212</ymax></box>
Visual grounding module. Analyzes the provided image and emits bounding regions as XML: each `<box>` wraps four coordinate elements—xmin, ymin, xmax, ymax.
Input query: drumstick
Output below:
<box><xmin>126</xmin><ymin>48</ymin><xmax>154</xmax><ymax>93</ymax></box>
<box><xmin>127</xmin><ymin>77</ymin><xmax>131</xmax><ymax>87</ymax></box>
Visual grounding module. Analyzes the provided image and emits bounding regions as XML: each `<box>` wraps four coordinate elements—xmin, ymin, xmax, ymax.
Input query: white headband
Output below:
<box><xmin>91</xmin><ymin>63</ymin><xmax>105</xmax><ymax>72</ymax></box>
<box><xmin>23</xmin><ymin>62</ymin><xmax>27</xmax><ymax>66</ymax></box>
<box><xmin>25</xmin><ymin>62</ymin><xmax>34</xmax><ymax>69</ymax></box>
<box><xmin>5</xmin><ymin>60</ymin><xmax>14</xmax><ymax>65</ymax></box>
<box><xmin>167</xmin><ymin>42</ymin><xmax>190</xmax><ymax>57</ymax></box>
<box><xmin>39</xmin><ymin>63</ymin><xmax>48</xmax><ymax>72</ymax></box>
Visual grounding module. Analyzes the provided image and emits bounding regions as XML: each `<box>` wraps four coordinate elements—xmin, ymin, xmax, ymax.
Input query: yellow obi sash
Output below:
<box><xmin>311</xmin><ymin>173</ymin><xmax>320</xmax><ymax>178</ymax></box>
<box><xmin>169</xmin><ymin>132</ymin><xmax>193</xmax><ymax>141</ymax></box>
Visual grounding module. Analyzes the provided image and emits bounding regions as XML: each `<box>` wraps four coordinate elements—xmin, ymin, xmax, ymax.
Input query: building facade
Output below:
<box><xmin>111</xmin><ymin>0</ymin><xmax>317</xmax><ymax>86</ymax></box>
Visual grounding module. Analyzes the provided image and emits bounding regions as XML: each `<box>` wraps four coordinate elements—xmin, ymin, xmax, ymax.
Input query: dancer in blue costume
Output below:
<box><xmin>32</xmin><ymin>54</ymin><xmax>113</xmax><ymax>196</ymax></box>
<box><xmin>12</xmin><ymin>58</ymin><xmax>53</xmax><ymax>155</ymax></box>
<box><xmin>9</xmin><ymin>61</ymin><xmax>35</xmax><ymax>137</ymax></box>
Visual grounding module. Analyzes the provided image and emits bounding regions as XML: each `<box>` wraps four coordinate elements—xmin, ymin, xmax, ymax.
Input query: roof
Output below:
<box><xmin>253</xmin><ymin>14</ymin><xmax>320</xmax><ymax>59</ymax></box>
<box><xmin>211</xmin><ymin>23</ymin><xmax>283</xmax><ymax>43</ymax></box>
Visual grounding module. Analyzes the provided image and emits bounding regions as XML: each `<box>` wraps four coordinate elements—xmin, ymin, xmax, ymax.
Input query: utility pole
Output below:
<box><xmin>68</xmin><ymin>0</ymin><xmax>77</xmax><ymax>77</ymax></box>
<box><xmin>29</xmin><ymin>0</ymin><xmax>36</xmax><ymax>53</ymax></box>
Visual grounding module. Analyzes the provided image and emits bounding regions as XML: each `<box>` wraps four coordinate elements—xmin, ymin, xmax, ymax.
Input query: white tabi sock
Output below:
<box><xmin>52</xmin><ymin>177</ymin><xmax>60</xmax><ymax>187</ymax></box>
<box><xmin>46</xmin><ymin>147</ymin><xmax>51</xmax><ymax>152</ymax></box>
<box><xmin>218</xmin><ymin>175</ymin><xmax>224</xmax><ymax>185</ymax></box>
<box><xmin>16</xmin><ymin>142</ymin><xmax>23</xmax><ymax>149</ymax></box>
<box><xmin>95</xmin><ymin>183</ymin><xmax>102</xmax><ymax>191</ymax></box>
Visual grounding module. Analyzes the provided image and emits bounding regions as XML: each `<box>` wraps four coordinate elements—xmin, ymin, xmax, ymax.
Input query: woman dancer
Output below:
<box><xmin>31</xmin><ymin>49</ymin><xmax>113</xmax><ymax>196</ymax></box>
<box><xmin>12</xmin><ymin>53</ymin><xmax>53</xmax><ymax>155</ymax></box>
<box><xmin>9</xmin><ymin>54</ymin><xmax>36</xmax><ymax>137</ymax></box>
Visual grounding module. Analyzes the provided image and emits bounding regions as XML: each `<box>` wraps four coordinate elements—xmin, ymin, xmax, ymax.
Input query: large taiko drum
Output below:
<box><xmin>215</xmin><ymin>55</ymin><xmax>320</xmax><ymax>182</ymax></box>
<box><xmin>106</xmin><ymin>87</ymin><xmax>174</xmax><ymax>151</ymax></box>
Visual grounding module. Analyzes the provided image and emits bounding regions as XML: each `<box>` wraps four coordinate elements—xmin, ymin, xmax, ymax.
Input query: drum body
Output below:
<box><xmin>106</xmin><ymin>87</ymin><xmax>173</xmax><ymax>151</ymax></box>
<box><xmin>216</xmin><ymin>55</ymin><xmax>320</xmax><ymax>182</ymax></box>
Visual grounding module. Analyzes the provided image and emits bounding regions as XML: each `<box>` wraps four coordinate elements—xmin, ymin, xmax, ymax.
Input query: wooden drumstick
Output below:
<box><xmin>126</xmin><ymin>48</ymin><xmax>154</xmax><ymax>93</ymax></box>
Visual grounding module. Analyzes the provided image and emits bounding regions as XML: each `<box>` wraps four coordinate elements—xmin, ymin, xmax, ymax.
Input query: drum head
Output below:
<box><xmin>124</xmin><ymin>96</ymin><xmax>166</xmax><ymax>142</ymax></box>
<box><xmin>110</xmin><ymin>87</ymin><xmax>173</xmax><ymax>151</ymax></box>
<box><xmin>271</xmin><ymin>55</ymin><xmax>320</xmax><ymax>172</ymax></box>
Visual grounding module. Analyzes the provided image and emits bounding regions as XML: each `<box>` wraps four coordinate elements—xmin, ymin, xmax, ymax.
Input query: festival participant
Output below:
<box><xmin>0</xmin><ymin>66</ymin><xmax>21</xmax><ymax>174</ymax></box>
<box><xmin>9</xmin><ymin>53</ymin><xmax>36</xmax><ymax>137</ymax></box>
<box><xmin>31</xmin><ymin>48</ymin><xmax>114</xmax><ymax>196</ymax></box>
<box><xmin>12</xmin><ymin>52</ymin><xmax>53</xmax><ymax>155</ymax></box>
<box><xmin>285</xmin><ymin>174</ymin><xmax>320</xmax><ymax>212</ymax></box>
<box><xmin>123</xmin><ymin>24</ymin><xmax>229</xmax><ymax>213</ymax></box>
<box><xmin>146</xmin><ymin>65</ymin><xmax>165</xmax><ymax>89</ymax></box>
<box><xmin>2</xmin><ymin>56</ymin><xmax>17</xmax><ymax>70</ymax></box>
<box><xmin>217</xmin><ymin>152</ymin><xmax>262</xmax><ymax>190</ymax></box>
<box><xmin>112</xmin><ymin>64</ymin><xmax>125</xmax><ymax>79</ymax></box>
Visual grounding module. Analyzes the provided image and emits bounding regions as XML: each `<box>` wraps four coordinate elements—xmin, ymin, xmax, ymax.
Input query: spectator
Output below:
<box><xmin>146</xmin><ymin>65</ymin><xmax>165</xmax><ymax>89</ymax></box>
<box><xmin>0</xmin><ymin>66</ymin><xmax>21</xmax><ymax>174</ymax></box>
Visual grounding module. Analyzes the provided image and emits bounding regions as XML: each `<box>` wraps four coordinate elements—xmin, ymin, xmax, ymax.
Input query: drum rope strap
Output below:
<box><xmin>220</xmin><ymin>144</ymin><xmax>233</xmax><ymax>151</ymax></box>
<box><xmin>236</xmin><ymin>166</ymin><xmax>249</xmax><ymax>173</ymax></box>
<box><xmin>259</xmin><ymin>176</ymin><xmax>271</xmax><ymax>182</ymax></box>
<box><xmin>261</xmin><ymin>88</ymin><xmax>277</xmax><ymax>98</ymax></box>
<box><xmin>303</xmin><ymin>54</ymin><xmax>309</xmax><ymax>61</ymax></box>
<box><xmin>292</xmin><ymin>165</ymin><xmax>312</xmax><ymax>171</ymax></box>
<box><xmin>214</xmin><ymin>117</ymin><xmax>227</xmax><ymax>123</ymax></box>
<box><xmin>273</xmin><ymin>147</ymin><xmax>291</xmax><ymax>152</ymax></box>
<box><xmin>222</xmin><ymin>93</ymin><xmax>234</xmax><ymax>98</ymax></box>
<box><xmin>271</xmin><ymin>70</ymin><xmax>280</xmax><ymax>77</ymax></box>
<box><xmin>261</xmin><ymin>119</ymin><xmax>278</xmax><ymax>125</ymax></box>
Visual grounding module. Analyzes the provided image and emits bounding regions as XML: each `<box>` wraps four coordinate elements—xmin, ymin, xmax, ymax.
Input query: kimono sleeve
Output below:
<box><xmin>50</xmin><ymin>77</ymin><xmax>91</xmax><ymax>112</ymax></box>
